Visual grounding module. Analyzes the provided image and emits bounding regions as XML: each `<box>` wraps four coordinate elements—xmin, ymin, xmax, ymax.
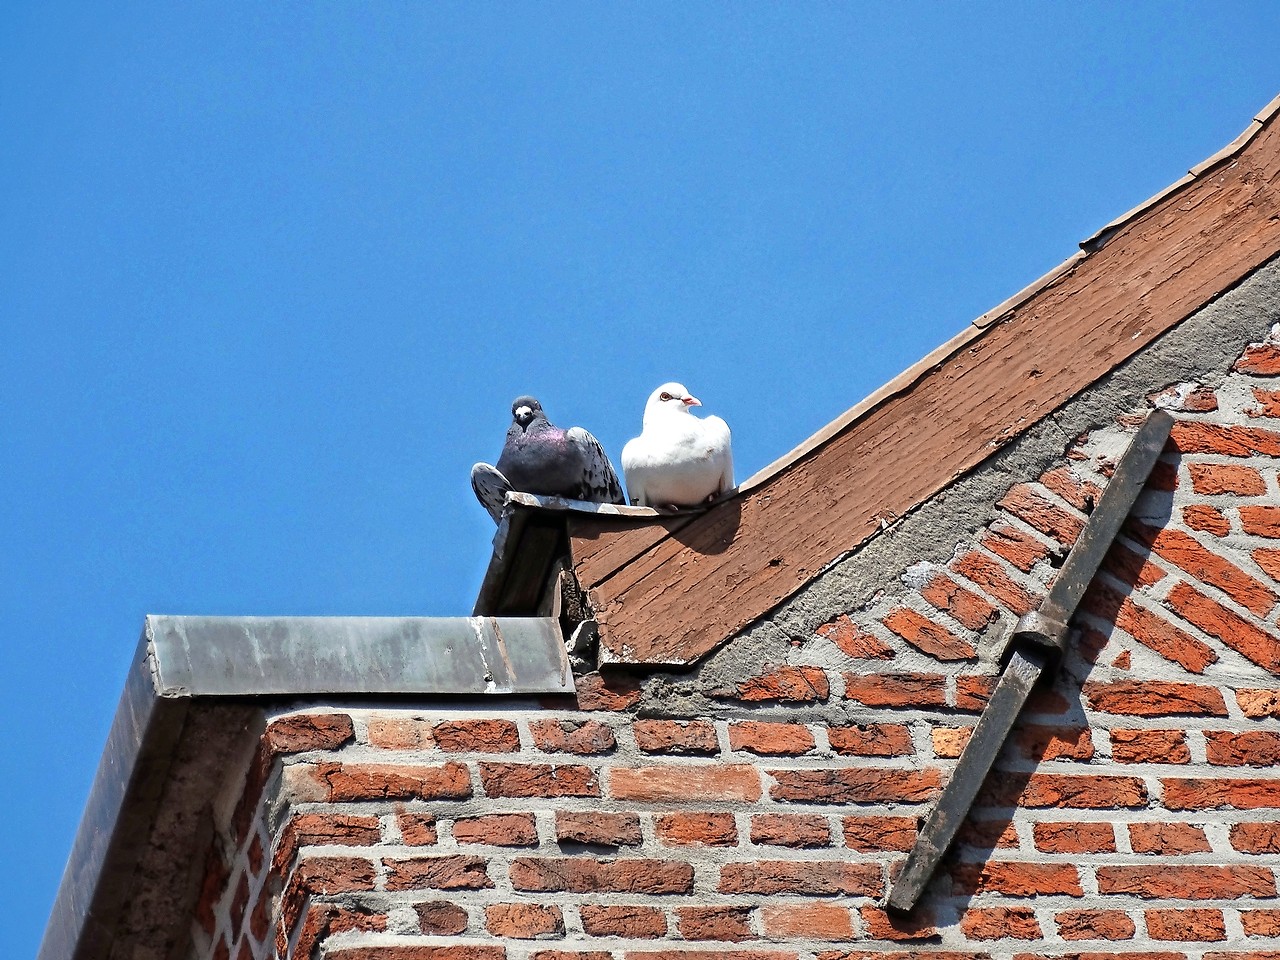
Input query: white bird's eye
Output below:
<box><xmin>659</xmin><ymin>392</ymin><xmax>672</xmax><ymax>401</ymax></box>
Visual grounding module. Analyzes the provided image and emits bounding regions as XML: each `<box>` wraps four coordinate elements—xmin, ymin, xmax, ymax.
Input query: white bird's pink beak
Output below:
<box><xmin>683</xmin><ymin>395</ymin><xmax>701</xmax><ymax>407</ymax></box>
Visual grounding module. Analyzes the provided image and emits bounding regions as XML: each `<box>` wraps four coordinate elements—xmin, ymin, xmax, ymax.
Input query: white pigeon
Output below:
<box><xmin>622</xmin><ymin>382</ymin><xmax>733</xmax><ymax>508</ymax></box>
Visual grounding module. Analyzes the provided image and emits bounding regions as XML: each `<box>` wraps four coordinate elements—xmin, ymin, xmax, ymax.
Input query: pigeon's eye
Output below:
<box><xmin>659</xmin><ymin>392</ymin><xmax>672</xmax><ymax>401</ymax></box>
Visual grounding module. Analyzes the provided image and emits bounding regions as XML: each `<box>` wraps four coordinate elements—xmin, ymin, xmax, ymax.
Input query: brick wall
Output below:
<box><xmin>194</xmin><ymin>328</ymin><xmax>1280</xmax><ymax>960</ymax></box>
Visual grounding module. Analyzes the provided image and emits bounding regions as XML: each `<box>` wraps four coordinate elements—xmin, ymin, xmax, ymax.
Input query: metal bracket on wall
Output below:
<box><xmin>885</xmin><ymin>408</ymin><xmax>1174</xmax><ymax>913</ymax></box>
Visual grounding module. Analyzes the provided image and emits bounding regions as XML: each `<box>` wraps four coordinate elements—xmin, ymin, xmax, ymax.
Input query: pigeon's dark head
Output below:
<box><xmin>510</xmin><ymin>396</ymin><xmax>546</xmax><ymax>429</ymax></box>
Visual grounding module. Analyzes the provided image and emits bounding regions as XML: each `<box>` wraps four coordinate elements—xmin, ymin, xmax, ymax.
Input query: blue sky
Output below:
<box><xmin>5</xmin><ymin>3</ymin><xmax>1279</xmax><ymax>953</ymax></box>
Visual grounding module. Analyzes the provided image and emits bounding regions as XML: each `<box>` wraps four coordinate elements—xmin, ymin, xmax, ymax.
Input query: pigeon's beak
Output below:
<box><xmin>683</xmin><ymin>395</ymin><xmax>701</xmax><ymax>407</ymax></box>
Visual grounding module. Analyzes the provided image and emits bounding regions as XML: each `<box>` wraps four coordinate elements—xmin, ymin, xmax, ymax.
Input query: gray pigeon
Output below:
<box><xmin>471</xmin><ymin>396</ymin><xmax>626</xmax><ymax>522</ymax></box>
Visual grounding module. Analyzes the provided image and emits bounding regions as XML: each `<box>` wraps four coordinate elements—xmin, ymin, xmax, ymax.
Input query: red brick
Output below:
<box><xmin>980</xmin><ymin>773</ymin><xmax>1147</xmax><ymax>809</ymax></box>
<box><xmin>1238</xmin><ymin>688</ymin><xmax>1280</xmax><ymax>718</ymax></box>
<box><xmin>955</xmin><ymin>675</ymin><xmax>1068</xmax><ymax>714</ymax></box>
<box><xmin>842</xmin><ymin>816</ymin><xmax>917</xmax><ymax>852</ymax></box>
<box><xmin>555</xmin><ymin>811</ymin><xmax>642</xmax><ymax>847</ymax></box>
<box><xmin>1041</xmin><ymin>465</ymin><xmax>1104</xmax><ymax>511</ymax></box>
<box><xmin>247</xmin><ymin>832</ymin><xmax>264</xmax><ymax>877</ymax></box>
<box><xmin>327</xmin><ymin>904</ymin><xmax>387</xmax><ymax>936</ymax></box>
<box><xmin>529</xmin><ymin>719</ymin><xmax>616</xmax><ymax>755</ymax></box>
<box><xmin>1202</xmin><ymin>953</ymin><xmax>1280</xmax><ymax>960</ymax></box>
<box><xmin>287</xmin><ymin>813</ymin><xmax>381</xmax><ymax>851</ymax></box>
<box><xmin>760</xmin><ymin>903</ymin><xmax>853</xmax><ymax>939</ymax></box>
<box><xmin>676</xmin><ymin>906</ymin><xmax>751</xmax><ymax>942</ymax></box>
<box><xmin>480</xmin><ymin>763</ymin><xmax>600</xmax><ymax>798</ymax></box>
<box><xmin>367</xmin><ymin>716</ymin><xmax>432</xmax><ymax>750</ymax></box>
<box><xmin>1167</xmin><ymin>583</ymin><xmax>1280</xmax><ymax>671</ymax></box>
<box><xmin>1171</xmin><ymin>420</ymin><xmax>1280</xmax><ymax>457</ymax></box>
<box><xmin>1126</xmin><ymin>524</ymin><xmax>1278</xmax><ymax>615</ymax></box>
<box><xmin>1054</xmin><ymin>909</ymin><xmax>1135</xmax><ymax>941</ymax></box>
<box><xmin>1164</xmin><ymin>777</ymin><xmax>1280</xmax><ymax>810</ymax></box>
<box><xmin>1253</xmin><ymin>386</ymin><xmax>1280</xmax><ymax>417</ymax></box>
<box><xmin>718</xmin><ymin>860</ymin><xmax>881</xmax><ymax>897</ymax></box>
<box><xmin>1102</xmin><ymin>541</ymin><xmax>1166</xmax><ymax>587</ymax></box>
<box><xmin>417</xmin><ymin>901</ymin><xmax>469</xmax><ymax>935</ymax></box>
<box><xmin>308</xmin><ymin>761</ymin><xmax>472</xmax><ymax>801</ymax></box>
<box><xmin>999</xmin><ymin>483</ymin><xmax>1086</xmax><ymax>545</ymax></box>
<box><xmin>952</xmin><ymin>550</ymin><xmax>1039</xmax><ymax>614</ymax></box>
<box><xmin>580</xmin><ymin>905</ymin><xmax>666</xmax><ymax>939</ymax></box>
<box><xmin>769</xmin><ymin>768</ymin><xmax>940</xmax><ymax>805</ymax></box>
<box><xmin>292</xmin><ymin>855</ymin><xmax>376</xmax><ymax>894</ymax></box>
<box><xmin>1232</xmin><ymin>822</ymin><xmax>1280</xmax><ymax>854</ymax></box>
<box><xmin>328</xmin><ymin>949</ymin><xmax>506</xmax><ymax>960</ymax></box>
<box><xmin>1110</xmin><ymin>728</ymin><xmax>1189</xmax><ymax>764</ymax></box>
<box><xmin>1084</xmin><ymin>680</ymin><xmax>1228</xmax><ymax>716</ymax></box>
<box><xmin>881</xmin><ymin>607</ymin><xmax>976</xmax><ymax>660</ymax></box>
<box><xmin>533</xmin><ymin>953</ymin><xmax>612</xmax><ymax>960</ymax></box>
<box><xmin>610</xmin><ymin>765</ymin><xmax>760</xmax><ymax>802</ymax></box>
<box><xmin>433</xmin><ymin>719</ymin><xmax>520</xmax><ymax>753</ymax></box>
<box><xmin>1185</xmin><ymin>504</ymin><xmax>1232</xmax><ymax>535</ymax></box>
<box><xmin>1097</xmin><ymin>864</ymin><xmax>1276</xmax><ymax>898</ymax></box>
<box><xmin>860</xmin><ymin>907</ymin><xmax>938</xmax><ymax>942</ymax></box>
<box><xmin>1014</xmin><ymin>725</ymin><xmax>1095</xmax><ymax>761</ymax></box>
<box><xmin>195</xmin><ymin>846</ymin><xmax>229</xmax><ymax>936</ymax></box>
<box><xmin>265</xmin><ymin>713</ymin><xmax>354</xmax><ymax>753</ymax></box>
<box><xmin>655</xmin><ymin>812</ymin><xmax>738</xmax><ymax>846</ymax></box>
<box><xmin>1128</xmin><ymin>822</ymin><xmax>1210</xmax><ymax>855</ymax></box>
<box><xmin>961</xmin><ymin>907</ymin><xmax>1041</xmax><ymax>940</ymax></box>
<box><xmin>1149</xmin><ymin>383</ymin><xmax>1219</xmax><ymax>412</ymax></box>
<box><xmin>920</xmin><ymin>574</ymin><xmax>999</xmax><ymax>631</ymax></box>
<box><xmin>385</xmin><ymin>854</ymin><xmax>494</xmax><ymax>891</ymax></box>
<box><xmin>1256</xmin><ymin>548</ymin><xmax>1280</xmax><ymax>582</ymax></box>
<box><xmin>1033</xmin><ymin>822</ymin><xmax>1115</xmax><ymax>854</ymax></box>
<box><xmin>1242</xmin><ymin>910</ymin><xmax>1280</xmax><ymax>937</ymax></box>
<box><xmin>1207</xmin><ymin>730</ymin><xmax>1280</xmax><ymax>766</ymax></box>
<box><xmin>982</xmin><ymin>522</ymin><xmax>1051</xmax><ymax>572</ymax></box>
<box><xmin>931</xmin><ymin>727</ymin><xmax>970</xmax><ymax>759</ymax></box>
<box><xmin>828</xmin><ymin>723</ymin><xmax>914</xmax><ymax>757</ymax></box>
<box><xmin>398</xmin><ymin>811</ymin><xmax>438</xmax><ymax>845</ymax></box>
<box><xmin>1235</xmin><ymin>342</ymin><xmax>1280</xmax><ymax>374</ymax></box>
<box><xmin>955</xmin><ymin>818</ymin><xmax>1019</xmax><ymax>850</ymax></box>
<box><xmin>454</xmin><ymin>813</ymin><xmax>539</xmax><ymax>847</ymax></box>
<box><xmin>750</xmin><ymin>814</ymin><xmax>831</xmax><ymax>848</ymax></box>
<box><xmin>842</xmin><ymin>674</ymin><xmax>946</xmax><ymax>708</ymax></box>
<box><xmin>729</xmin><ymin>721</ymin><xmax>815</xmax><ymax>756</ymax></box>
<box><xmin>230</xmin><ymin>870</ymin><xmax>249</xmax><ymax>942</ymax></box>
<box><xmin>1146</xmin><ymin>909</ymin><xmax>1226</xmax><ymax>942</ymax></box>
<box><xmin>1189</xmin><ymin>462</ymin><xmax>1268</xmax><ymax>495</ymax></box>
<box><xmin>950</xmin><ymin>861</ymin><xmax>1082</xmax><ymax>896</ymax></box>
<box><xmin>633</xmin><ymin>719</ymin><xmax>719</xmax><ymax>755</ymax></box>
<box><xmin>486</xmin><ymin>903</ymin><xmax>564</xmax><ymax>939</ymax></box>
<box><xmin>1242</xmin><ymin>504</ymin><xmax>1280</xmax><ymax>538</ymax></box>
<box><xmin>816</xmin><ymin>614</ymin><xmax>895</xmax><ymax>659</ymax></box>
<box><xmin>510</xmin><ymin>857</ymin><xmax>693</xmax><ymax>894</ymax></box>
<box><xmin>573</xmin><ymin>672</ymin><xmax>643</xmax><ymax>711</ymax></box>
<box><xmin>715</xmin><ymin>666</ymin><xmax>830</xmax><ymax>703</ymax></box>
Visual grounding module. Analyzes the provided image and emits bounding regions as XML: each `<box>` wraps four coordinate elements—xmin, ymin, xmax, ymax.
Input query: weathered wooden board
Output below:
<box><xmin>571</xmin><ymin>114</ymin><xmax>1280</xmax><ymax>666</ymax></box>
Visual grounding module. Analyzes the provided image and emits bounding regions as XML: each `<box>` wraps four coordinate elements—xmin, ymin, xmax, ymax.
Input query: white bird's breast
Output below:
<box><xmin>622</xmin><ymin>415</ymin><xmax>731</xmax><ymax>506</ymax></box>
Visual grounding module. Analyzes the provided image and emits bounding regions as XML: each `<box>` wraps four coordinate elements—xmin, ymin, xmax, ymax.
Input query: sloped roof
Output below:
<box><xmin>567</xmin><ymin>91</ymin><xmax>1280</xmax><ymax>668</ymax></box>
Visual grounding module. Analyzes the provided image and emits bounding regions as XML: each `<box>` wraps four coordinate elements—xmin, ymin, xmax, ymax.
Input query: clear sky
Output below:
<box><xmin>5</xmin><ymin>3</ymin><xmax>1279</xmax><ymax>953</ymax></box>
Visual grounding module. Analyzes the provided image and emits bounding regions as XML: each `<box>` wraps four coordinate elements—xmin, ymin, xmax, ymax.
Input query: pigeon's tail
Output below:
<box><xmin>471</xmin><ymin>463</ymin><xmax>513</xmax><ymax>523</ymax></box>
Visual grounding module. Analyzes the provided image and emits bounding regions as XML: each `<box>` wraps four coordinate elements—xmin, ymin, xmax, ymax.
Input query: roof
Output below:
<box><xmin>558</xmin><ymin>91</ymin><xmax>1280</xmax><ymax>668</ymax></box>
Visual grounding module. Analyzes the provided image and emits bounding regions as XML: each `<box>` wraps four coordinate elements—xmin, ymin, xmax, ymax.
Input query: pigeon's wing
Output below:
<box><xmin>566</xmin><ymin>427</ymin><xmax>626</xmax><ymax>505</ymax></box>
<box><xmin>704</xmin><ymin>416</ymin><xmax>735</xmax><ymax>493</ymax></box>
<box><xmin>470</xmin><ymin>462</ymin><xmax>513</xmax><ymax>523</ymax></box>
